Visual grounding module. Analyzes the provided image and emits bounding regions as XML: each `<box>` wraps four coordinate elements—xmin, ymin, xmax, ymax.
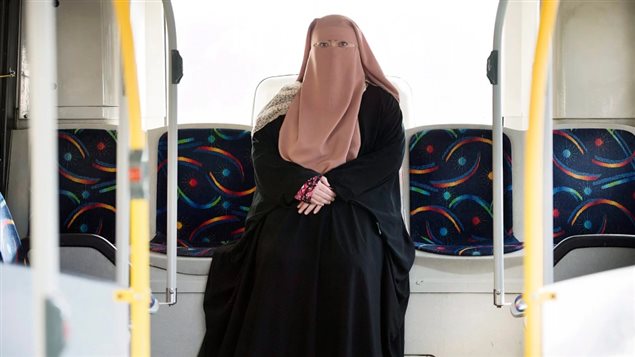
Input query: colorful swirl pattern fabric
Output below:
<box><xmin>409</xmin><ymin>129</ymin><xmax>521</xmax><ymax>256</ymax></box>
<box><xmin>0</xmin><ymin>192</ymin><xmax>21</xmax><ymax>263</ymax></box>
<box><xmin>152</xmin><ymin>129</ymin><xmax>255</xmax><ymax>257</ymax></box>
<box><xmin>553</xmin><ymin>129</ymin><xmax>635</xmax><ymax>244</ymax></box>
<box><xmin>58</xmin><ymin>129</ymin><xmax>118</xmax><ymax>244</ymax></box>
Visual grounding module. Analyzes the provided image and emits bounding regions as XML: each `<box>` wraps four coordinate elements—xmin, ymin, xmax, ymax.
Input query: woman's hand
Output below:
<box><xmin>297</xmin><ymin>201</ymin><xmax>322</xmax><ymax>215</ymax></box>
<box><xmin>310</xmin><ymin>176</ymin><xmax>336</xmax><ymax>205</ymax></box>
<box><xmin>297</xmin><ymin>176</ymin><xmax>336</xmax><ymax>214</ymax></box>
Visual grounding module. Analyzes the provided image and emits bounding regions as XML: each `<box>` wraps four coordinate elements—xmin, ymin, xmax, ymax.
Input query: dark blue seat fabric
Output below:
<box><xmin>553</xmin><ymin>128</ymin><xmax>635</xmax><ymax>245</ymax></box>
<box><xmin>408</xmin><ymin>128</ymin><xmax>522</xmax><ymax>256</ymax></box>
<box><xmin>0</xmin><ymin>192</ymin><xmax>22</xmax><ymax>263</ymax></box>
<box><xmin>58</xmin><ymin>129</ymin><xmax>117</xmax><ymax>244</ymax></box>
<box><xmin>152</xmin><ymin>128</ymin><xmax>255</xmax><ymax>257</ymax></box>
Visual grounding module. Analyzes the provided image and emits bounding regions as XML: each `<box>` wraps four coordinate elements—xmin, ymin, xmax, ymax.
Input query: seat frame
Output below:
<box><xmin>554</xmin><ymin>234</ymin><xmax>635</xmax><ymax>265</ymax></box>
<box><xmin>21</xmin><ymin>233</ymin><xmax>117</xmax><ymax>265</ymax></box>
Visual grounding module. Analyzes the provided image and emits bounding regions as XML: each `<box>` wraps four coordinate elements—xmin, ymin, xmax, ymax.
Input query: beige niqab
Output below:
<box><xmin>278</xmin><ymin>15</ymin><xmax>399</xmax><ymax>174</ymax></box>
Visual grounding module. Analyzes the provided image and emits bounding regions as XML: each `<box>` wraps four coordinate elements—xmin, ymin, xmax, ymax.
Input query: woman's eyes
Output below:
<box><xmin>314</xmin><ymin>41</ymin><xmax>353</xmax><ymax>48</ymax></box>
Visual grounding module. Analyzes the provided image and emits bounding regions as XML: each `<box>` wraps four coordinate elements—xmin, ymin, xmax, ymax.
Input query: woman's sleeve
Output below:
<box><xmin>252</xmin><ymin>118</ymin><xmax>320</xmax><ymax>205</ymax></box>
<box><xmin>326</xmin><ymin>93</ymin><xmax>405</xmax><ymax>202</ymax></box>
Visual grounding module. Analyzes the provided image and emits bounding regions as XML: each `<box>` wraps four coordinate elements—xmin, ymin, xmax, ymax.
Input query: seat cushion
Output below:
<box><xmin>58</xmin><ymin>129</ymin><xmax>117</xmax><ymax>244</ymax></box>
<box><xmin>553</xmin><ymin>128</ymin><xmax>635</xmax><ymax>245</ymax></box>
<box><xmin>153</xmin><ymin>128</ymin><xmax>255</xmax><ymax>257</ymax></box>
<box><xmin>409</xmin><ymin>128</ymin><xmax>521</xmax><ymax>256</ymax></box>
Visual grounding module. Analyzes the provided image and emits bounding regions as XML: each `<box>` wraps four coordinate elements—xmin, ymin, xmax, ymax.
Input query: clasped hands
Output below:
<box><xmin>297</xmin><ymin>176</ymin><xmax>336</xmax><ymax>215</ymax></box>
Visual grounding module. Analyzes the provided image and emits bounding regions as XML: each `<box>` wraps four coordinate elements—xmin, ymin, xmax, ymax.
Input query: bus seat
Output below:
<box><xmin>58</xmin><ymin>128</ymin><xmax>118</xmax><ymax>244</ymax></box>
<box><xmin>552</xmin><ymin>126</ymin><xmax>635</xmax><ymax>280</ymax></box>
<box><xmin>150</xmin><ymin>125</ymin><xmax>255</xmax><ymax>257</ymax></box>
<box><xmin>552</xmin><ymin>127</ymin><xmax>635</xmax><ymax>243</ymax></box>
<box><xmin>0</xmin><ymin>192</ymin><xmax>22</xmax><ymax>264</ymax></box>
<box><xmin>406</xmin><ymin>126</ymin><xmax>522</xmax><ymax>256</ymax></box>
<box><xmin>49</xmin><ymin>126</ymin><xmax>119</xmax><ymax>280</ymax></box>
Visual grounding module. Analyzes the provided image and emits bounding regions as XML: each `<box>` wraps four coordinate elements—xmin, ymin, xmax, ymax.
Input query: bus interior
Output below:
<box><xmin>1</xmin><ymin>0</ymin><xmax>634</xmax><ymax>356</ymax></box>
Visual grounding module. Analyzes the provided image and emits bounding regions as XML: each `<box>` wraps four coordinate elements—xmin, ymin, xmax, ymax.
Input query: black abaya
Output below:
<box><xmin>199</xmin><ymin>85</ymin><xmax>415</xmax><ymax>357</ymax></box>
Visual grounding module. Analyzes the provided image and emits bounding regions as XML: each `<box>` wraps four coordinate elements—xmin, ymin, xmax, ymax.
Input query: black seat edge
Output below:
<box><xmin>554</xmin><ymin>234</ymin><xmax>635</xmax><ymax>266</ymax></box>
<box><xmin>21</xmin><ymin>233</ymin><xmax>117</xmax><ymax>265</ymax></box>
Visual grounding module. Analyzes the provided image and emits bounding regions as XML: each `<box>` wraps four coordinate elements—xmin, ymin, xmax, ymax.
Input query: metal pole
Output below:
<box><xmin>542</xmin><ymin>43</ymin><xmax>554</xmax><ymax>286</ymax></box>
<box><xmin>26</xmin><ymin>0</ymin><xmax>60</xmax><ymax>355</ymax></box>
<box><xmin>489</xmin><ymin>0</ymin><xmax>509</xmax><ymax>308</ymax></box>
<box><xmin>116</xmin><ymin>88</ymin><xmax>131</xmax><ymax>287</ymax></box>
<box><xmin>161</xmin><ymin>0</ymin><xmax>179</xmax><ymax>306</ymax></box>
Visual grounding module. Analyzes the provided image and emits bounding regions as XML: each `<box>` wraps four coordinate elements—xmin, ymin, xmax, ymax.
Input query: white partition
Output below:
<box><xmin>543</xmin><ymin>266</ymin><xmax>635</xmax><ymax>356</ymax></box>
<box><xmin>54</xmin><ymin>0</ymin><xmax>120</xmax><ymax>122</ymax></box>
<box><xmin>405</xmin><ymin>293</ymin><xmax>524</xmax><ymax>356</ymax></box>
<box><xmin>554</xmin><ymin>0</ymin><xmax>635</xmax><ymax>120</ymax></box>
<box><xmin>0</xmin><ymin>264</ymin><xmax>128</xmax><ymax>356</ymax></box>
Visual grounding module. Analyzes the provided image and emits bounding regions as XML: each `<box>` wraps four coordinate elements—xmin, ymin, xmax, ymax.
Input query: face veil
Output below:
<box><xmin>278</xmin><ymin>15</ymin><xmax>399</xmax><ymax>174</ymax></box>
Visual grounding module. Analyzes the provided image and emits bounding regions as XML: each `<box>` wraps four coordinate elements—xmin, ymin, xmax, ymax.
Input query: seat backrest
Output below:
<box><xmin>57</xmin><ymin>128</ymin><xmax>117</xmax><ymax>244</ymax></box>
<box><xmin>151</xmin><ymin>125</ymin><xmax>255</xmax><ymax>257</ymax></box>
<box><xmin>552</xmin><ymin>126</ymin><xmax>635</xmax><ymax>244</ymax></box>
<box><xmin>406</xmin><ymin>126</ymin><xmax>522</xmax><ymax>256</ymax></box>
<box><xmin>0</xmin><ymin>192</ymin><xmax>22</xmax><ymax>263</ymax></box>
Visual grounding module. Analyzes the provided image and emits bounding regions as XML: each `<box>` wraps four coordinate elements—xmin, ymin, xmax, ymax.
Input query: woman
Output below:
<box><xmin>199</xmin><ymin>15</ymin><xmax>415</xmax><ymax>357</ymax></box>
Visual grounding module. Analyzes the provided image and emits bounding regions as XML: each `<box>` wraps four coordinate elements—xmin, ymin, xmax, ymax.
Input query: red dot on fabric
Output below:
<box><xmin>426</xmin><ymin>145</ymin><xmax>434</xmax><ymax>154</ymax></box>
<box><xmin>553</xmin><ymin>208</ymin><xmax>560</xmax><ymax>218</ymax></box>
<box><xmin>189</xmin><ymin>178</ymin><xmax>198</xmax><ymax>187</ymax></box>
<box><xmin>472</xmin><ymin>217</ymin><xmax>480</xmax><ymax>225</ymax></box>
<box><xmin>97</xmin><ymin>142</ymin><xmax>106</xmax><ymax>151</ymax></box>
<box><xmin>595</xmin><ymin>138</ymin><xmax>603</xmax><ymax>147</ymax></box>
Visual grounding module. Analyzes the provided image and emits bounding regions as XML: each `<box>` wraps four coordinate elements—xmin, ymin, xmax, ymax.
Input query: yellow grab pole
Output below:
<box><xmin>113</xmin><ymin>0</ymin><xmax>144</xmax><ymax>149</ymax></box>
<box><xmin>524</xmin><ymin>1</ymin><xmax>559</xmax><ymax>356</ymax></box>
<box><xmin>112</xmin><ymin>1</ymin><xmax>151</xmax><ymax>357</ymax></box>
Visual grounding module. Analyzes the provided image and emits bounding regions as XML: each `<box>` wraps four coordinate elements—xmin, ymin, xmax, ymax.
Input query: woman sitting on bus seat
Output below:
<box><xmin>198</xmin><ymin>15</ymin><xmax>415</xmax><ymax>357</ymax></box>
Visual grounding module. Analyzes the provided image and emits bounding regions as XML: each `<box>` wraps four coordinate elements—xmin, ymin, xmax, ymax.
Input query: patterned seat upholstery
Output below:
<box><xmin>58</xmin><ymin>129</ymin><xmax>117</xmax><ymax>244</ymax></box>
<box><xmin>553</xmin><ymin>128</ymin><xmax>635</xmax><ymax>244</ymax></box>
<box><xmin>0</xmin><ymin>192</ymin><xmax>22</xmax><ymax>263</ymax></box>
<box><xmin>408</xmin><ymin>128</ymin><xmax>522</xmax><ymax>256</ymax></box>
<box><xmin>152</xmin><ymin>128</ymin><xmax>255</xmax><ymax>257</ymax></box>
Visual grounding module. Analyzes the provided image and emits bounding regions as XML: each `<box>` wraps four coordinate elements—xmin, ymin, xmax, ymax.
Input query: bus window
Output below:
<box><xmin>172</xmin><ymin>0</ymin><xmax>498</xmax><ymax>127</ymax></box>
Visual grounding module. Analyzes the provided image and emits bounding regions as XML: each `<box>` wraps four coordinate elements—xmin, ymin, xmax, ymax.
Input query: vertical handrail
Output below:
<box><xmin>524</xmin><ymin>1</ymin><xmax>559</xmax><ymax>356</ymax></box>
<box><xmin>489</xmin><ymin>0</ymin><xmax>509</xmax><ymax>308</ymax></box>
<box><xmin>26</xmin><ymin>0</ymin><xmax>60</xmax><ymax>355</ymax></box>
<box><xmin>543</xmin><ymin>57</ymin><xmax>554</xmax><ymax>286</ymax></box>
<box><xmin>116</xmin><ymin>84</ymin><xmax>131</xmax><ymax>287</ymax></box>
<box><xmin>112</xmin><ymin>1</ymin><xmax>151</xmax><ymax>356</ymax></box>
<box><xmin>161</xmin><ymin>0</ymin><xmax>178</xmax><ymax>306</ymax></box>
